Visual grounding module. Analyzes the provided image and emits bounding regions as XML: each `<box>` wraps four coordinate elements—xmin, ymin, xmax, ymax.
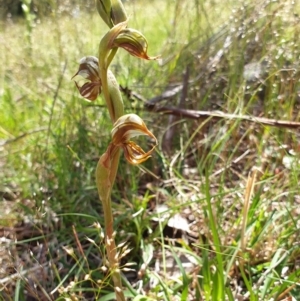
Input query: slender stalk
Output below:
<box><xmin>100</xmin><ymin>65</ymin><xmax>124</xmax><ymax>123</ymax></box>
<box><xmin>99</xmin><ymin>47</ymin><xmax>119</xmax><ymax>122</ymax></box>
<box><xmin>96</xmin><ymin>149</ymin><xmax>125</xmax><ymax>301</ymax></box>
<box><xmin>96</xmin><ymin>22</ymin><xmax>126</xmax><ymax>297</ymax></box>
<box><xmin>101</xmin><ymin>66</ymin><xmax>115</xmax><ymax>122</ymax></box>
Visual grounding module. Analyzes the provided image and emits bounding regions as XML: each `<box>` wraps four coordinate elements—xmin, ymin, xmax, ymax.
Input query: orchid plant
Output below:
<box><xmin>72</xmin><ymin>1</ymin><xmax>158</xmax><ymax>300</ymax></box>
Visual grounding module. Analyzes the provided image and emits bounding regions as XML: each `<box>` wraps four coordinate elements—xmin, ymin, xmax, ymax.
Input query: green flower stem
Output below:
<box><xmin>99</xmin><ymin>45</ymin><xmax>116</xmax><ymax>121</ymax></box>
<box><xmin>107</xmin><ymin>68</ymin><xmax>124</xmax><ymax>120</ymax></box>
<box><xmin>100</xmin><ymin>66</ymin><xmax>115</xmax><ymax>122</ymax></box>
<box><xmin>96</xmin><ymin>148</ymin><xmax>125</xmax><ymax>301</ymax></box>
<box><xmin>97</xmin><ymin>31</ymin><xmax>125</xmax><ymax>299</ymax></box>
<box><xmin>98</xmin><ymin>21</ymin><xmax>127</xmax><ymax>120</ymax></box>
<box><xmin>99</xmin><ymin>48</ymin><xmax>124</xmax><ymax>122</ymax></box>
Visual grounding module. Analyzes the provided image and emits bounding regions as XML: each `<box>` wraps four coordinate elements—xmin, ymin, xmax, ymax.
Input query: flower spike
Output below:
<box><xmin>73</xmin><ymin>2</ymin><xmax>159</xmax><ymax>300</ymax></box>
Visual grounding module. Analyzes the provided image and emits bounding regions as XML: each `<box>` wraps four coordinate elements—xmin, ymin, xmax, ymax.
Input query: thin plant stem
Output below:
<box><xmin>101</xmin><ymin>66</ymin><xmax>115</xmax><ymax>122</ymax></box>
<box><xmin>97</xmin><ymin>36</ymin><xmax>125</xmax><ymax>298</ymax></box>
<box><xmin>99</xmin><ymin>48</ymin><xmax>119</xmax><ymax>122</ymax></box>
<box><xmin>96</xmin><ymin>149</ymin><xmax>125</xmax><ymax>301</ymax></box>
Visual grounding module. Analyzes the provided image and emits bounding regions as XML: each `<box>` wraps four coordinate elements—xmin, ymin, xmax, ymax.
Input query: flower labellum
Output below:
<box><xmin>72</xmin><ymin>56</ymin><xmax>102</xmax><ymax>101</ymax></box>
<box><xmin>111</xmin><ymin>114</ymin><xmax>157</xmax><ymax>165</ymax></box>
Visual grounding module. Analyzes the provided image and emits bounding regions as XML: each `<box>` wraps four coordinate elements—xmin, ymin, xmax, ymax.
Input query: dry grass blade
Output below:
<box><xmin>241</xmin><ymin>168</ymin><xmax>258</xmax><ymax>252</ymax></box>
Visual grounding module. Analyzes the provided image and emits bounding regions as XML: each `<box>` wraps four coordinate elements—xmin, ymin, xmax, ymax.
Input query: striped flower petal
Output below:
<box><xmin>111</xmin><ymin>114</ymin><xmax>157</xmax><ymax>165</ymax></box>
<box><xmin>72</xmin><ymin>56</ymin><xmax>102</xmax><ymax>101</ymax></box>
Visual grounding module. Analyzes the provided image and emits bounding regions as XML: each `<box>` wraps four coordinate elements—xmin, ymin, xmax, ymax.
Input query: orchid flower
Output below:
<box><xmin>101</xmin><ymin>114</ymin><xmax>157</xmax><ymax>167</ymax></box>
<box><xmin>72</xmin><ymin>56</ymin><xmax>101</xmax><ymax>101</ymax></box>
<box><xmin>73</xmin><ymin>2</ymin><xmax>158</xmax><ymax>300</ymax></box>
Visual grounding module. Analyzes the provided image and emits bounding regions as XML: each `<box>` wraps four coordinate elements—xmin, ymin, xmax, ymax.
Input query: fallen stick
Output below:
<box><xmin>148</xmin><ymin>106</ymin><xmax>300</xmax><ymax>129</ymax></box>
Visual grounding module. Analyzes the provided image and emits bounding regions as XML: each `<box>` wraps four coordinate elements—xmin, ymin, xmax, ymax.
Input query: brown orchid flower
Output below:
<box><xmin>72</xmin><ymin>56</ymin><xmax>101</xmax><ymax>101</ymax></box>
<box><xmin>103</xmin><ymin>114</ymin><xmax>157</xmax><ymax>166</ymax></box>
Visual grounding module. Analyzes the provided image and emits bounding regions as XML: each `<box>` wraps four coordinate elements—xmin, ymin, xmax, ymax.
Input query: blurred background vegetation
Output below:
<box><xmin>0</xmin><ymin>0</ymin><xmax>95</xmax><ymax>18</ymax></box>
<box><xmin>1</xmin><ymin>0</ymin><xmax>300</xmax><ymax>300</ymax></box>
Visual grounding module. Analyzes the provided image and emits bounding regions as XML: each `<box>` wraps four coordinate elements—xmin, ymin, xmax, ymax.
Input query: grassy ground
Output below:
<box><xmin>1</xmin><ymin>0</ymin><xmax>300</xmax><ymax>300</ymax></box>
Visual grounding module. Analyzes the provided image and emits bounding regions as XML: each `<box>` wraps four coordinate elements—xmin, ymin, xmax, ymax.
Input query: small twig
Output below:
<box><xmin>146</xmin><ymin>85</ymin><xmax>184</xmax><ymax>107</ymax></box>
<box><xmin>0</xmin><ymin>127</ymin><xmax>47</xmax><ymax>146</ymax></box>
<box><xmin>210</xmin><ymin>149</ymin><xmax>251</xmax><ymax>178</ymax></box>
<box><xmin>119</xmin><ymin>85</ymin><xmax>148</xmax><ymax>103</ymax></box>
<box><xmin>72</xmin><ymin>225</ymin><xmax>89</xmax><ymax>269</ymax></box>
<box><xmin>276</xmin><ymin>283</ymin><xmax>298</xmax><ymax>300</ymax></box>
<box><xmin>0</xmin><ymin>262</ymin><xmax>48</xmax><ymax>286</ymax></box>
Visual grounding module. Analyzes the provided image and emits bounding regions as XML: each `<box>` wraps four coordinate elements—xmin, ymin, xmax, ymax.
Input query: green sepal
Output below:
<box><xmin>111</xmin><ymin>0</ymin><xmax>128</xmax><ymax>25</ymax></box>
<box><xmin>96</xmin><ymin>0</ymin><xmax>114</xmax><ymax>28</ymax></box>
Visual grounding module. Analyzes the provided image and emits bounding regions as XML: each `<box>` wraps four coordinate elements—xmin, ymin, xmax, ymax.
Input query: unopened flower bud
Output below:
<box><xmin>96</xmin><ymin>0</ymin><xmax>127</xmax><ymax>28</ymax></box>
<box><xmin>96</xmin><ymin>0</ymin><xmax>113</xmax><ymax>28</ymax></box>
<box><xmin>111</xmin><ymin>0</ymin><xmax>127</xmax><ymax>25</ymax></box>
